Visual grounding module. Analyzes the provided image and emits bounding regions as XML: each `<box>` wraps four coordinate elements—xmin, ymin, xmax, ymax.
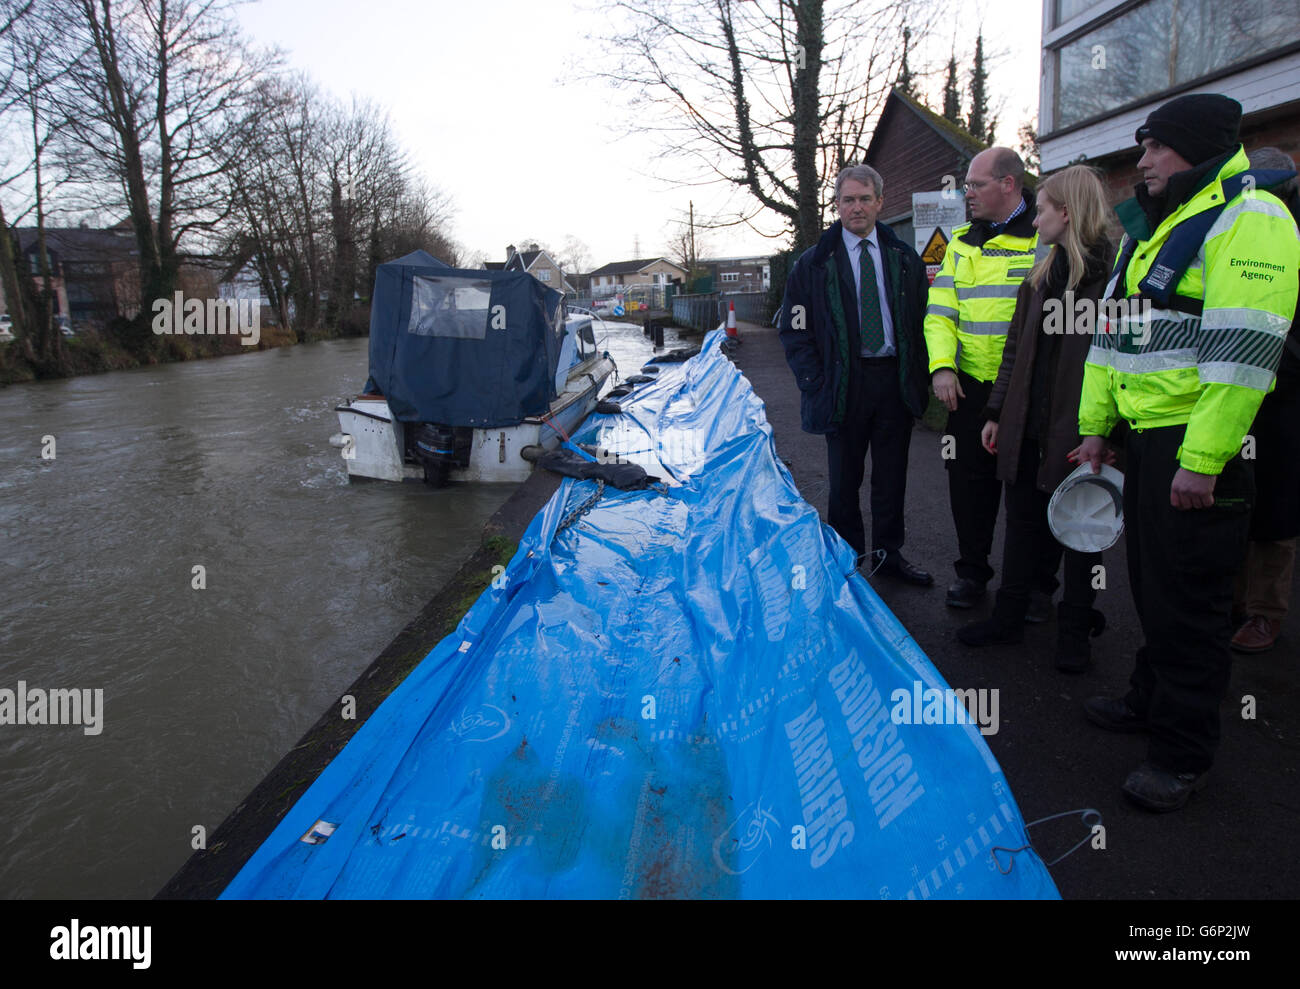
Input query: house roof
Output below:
<box><xmin>865</xmin><ymin>88</ymin><xmax>989</xmax><ymax>165</ymax></box>
<box><xmin>512</xmin><ymin>249</ymin><xmax>544</xmax><ymax>269</ymax></box>
<box><xmin>589</xmin><ymin>257</ymin><xmax>687</xmax><ymax>277</ymax></box>
<box><xmin>17</xmin><ymin>226</ymin><xmax>138</xmax><ymax>264</ymax></box>
<box><xmin>702</xmin><ymin>255</ymin><xmax>772</xmax><ymax>266</ymax></box>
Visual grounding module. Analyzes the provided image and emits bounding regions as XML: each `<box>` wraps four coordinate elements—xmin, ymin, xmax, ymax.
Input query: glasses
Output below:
<box><xmin>963</xmin><ymin>177</ymin><xmax>1008</xmax><ymax>192</ymax></box>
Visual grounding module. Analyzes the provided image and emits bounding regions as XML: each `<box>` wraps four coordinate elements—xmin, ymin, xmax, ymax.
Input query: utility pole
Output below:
<box><xmin>689</xmin><ymin>200</ymin><xmax>696</xmax><ymax>274</ymax></box>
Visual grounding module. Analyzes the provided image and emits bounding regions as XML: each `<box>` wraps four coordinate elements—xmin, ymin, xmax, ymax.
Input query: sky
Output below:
<box><xmin>234</xmin><ymin>0</ymin><xmax>1045</xmax><ymax>268</ymax></box>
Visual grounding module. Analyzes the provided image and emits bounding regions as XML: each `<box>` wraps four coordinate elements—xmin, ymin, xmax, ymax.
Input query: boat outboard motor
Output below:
<box><xmin>409</xmin><ymin>423</ymin><xmax>458</xmax><ymax>487</ymax></box>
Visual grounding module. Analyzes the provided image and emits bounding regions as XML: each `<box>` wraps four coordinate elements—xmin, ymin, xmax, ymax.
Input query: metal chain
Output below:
<box><xmin>557</xmin><ymin>479</ymin><xmax>606</xmax><ymax>532</ymax></box>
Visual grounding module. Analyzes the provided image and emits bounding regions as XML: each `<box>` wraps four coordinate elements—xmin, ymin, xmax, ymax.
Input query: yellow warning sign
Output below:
<box><xmin>921</xmin><ymin>227</ymin><xmax>949</xmax><ymax>264</ymax></box>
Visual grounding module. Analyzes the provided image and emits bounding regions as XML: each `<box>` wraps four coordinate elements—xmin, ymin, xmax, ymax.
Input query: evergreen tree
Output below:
<box><xmin>967</xmin><ymin>31</ymin><xmax>995</xmax><ymax>144</ymax></box>
<box><xmin>942</xmin><ymin>52</ymin><xmax>962</xmax><ymax>125</ymax></box>
<box><xmin>897</xmin><ymin>26</ymin><xmax>919</xmax><ymax>99</ymax></box>
<box><xmin>1018</xmin><ymin>120</ymin><xmax>1041</xmax><ymax>174</ymax></box>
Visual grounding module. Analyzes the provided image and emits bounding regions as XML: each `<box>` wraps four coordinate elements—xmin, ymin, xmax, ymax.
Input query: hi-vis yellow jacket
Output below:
<box><xmin>1079</xmin><ymin>146</ymin><xmax>1300</xmax><ymax>475</ymax></box>
<box><xmin>923</xmin><ymin>193</ymin><xmax>1040</xmax><ymax>383</ymax></box>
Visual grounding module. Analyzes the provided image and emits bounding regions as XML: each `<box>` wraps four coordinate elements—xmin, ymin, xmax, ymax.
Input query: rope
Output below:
<box><xmin>990</xmin><ymin>807</ymin><xmax>1103</xmax><ymax>873</ymax></box>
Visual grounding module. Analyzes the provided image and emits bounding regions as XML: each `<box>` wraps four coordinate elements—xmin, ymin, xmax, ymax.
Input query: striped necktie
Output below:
<box><xmin>859</xmin><ymin>239</ymin><xmax>884</xmax><ymax>353</ymax></box>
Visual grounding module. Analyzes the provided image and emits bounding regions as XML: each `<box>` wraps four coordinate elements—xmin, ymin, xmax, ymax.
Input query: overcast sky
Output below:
<box><xmin>236</xmin><ymin>0</ymin><xmax>1044</xmax><ymax>267</ymax></box>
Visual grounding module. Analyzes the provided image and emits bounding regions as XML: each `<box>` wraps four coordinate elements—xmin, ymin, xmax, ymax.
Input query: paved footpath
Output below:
<box><xmin>726</xmin><ymin>319</ymin><xmax>1300</xmax><ymax>899</ymax></box>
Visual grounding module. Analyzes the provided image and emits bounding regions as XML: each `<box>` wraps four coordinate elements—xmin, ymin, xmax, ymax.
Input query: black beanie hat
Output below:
<box><xmin>1135</xmin><ymin>94</ymin><xmax>1242</xmax><ymax>166</ymax></box>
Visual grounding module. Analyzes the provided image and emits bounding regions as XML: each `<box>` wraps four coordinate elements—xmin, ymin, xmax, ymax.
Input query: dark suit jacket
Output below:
<box><xmin>778</xmin><ymin>219</ymin><xmax>930</xmax><ymax>433</ymax></box>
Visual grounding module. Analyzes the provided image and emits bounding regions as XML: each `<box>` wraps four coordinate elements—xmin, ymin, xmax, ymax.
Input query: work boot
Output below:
<box><xmin>1025</xmin><ymin>589</ymin><xmax>1053</xmax><ymax>624</ymax></box>
<box><xmin>957</xmin><ymin>590</ymin><xmax>1024</xmax><ymax>646</ymax></box>
<box><xmin>1056</xmin><ymin>603</ymin><xmax>1105</xmax><ymax>673</ymax></box>
<box><xmin>1230</xmin><ymin>615</ymin><xmax>1281</xmax><ymax>654</ymax></box>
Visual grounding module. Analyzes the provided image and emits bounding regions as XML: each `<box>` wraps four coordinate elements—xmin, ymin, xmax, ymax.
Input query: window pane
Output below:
<box><xmin>408</xmin><ymin>276</ymin><xmax>491</xmax><ymax>339</ymax></box>
<box><xmin>1054</xmin><ymin>0</ymin><xmax>1300</xmax><ymax>129</ymax></box>
<box><xmin>1055</xmin><ymin>0</ymin><xmax>1106</xmax><ymax>27</ymax></box>
<box><xmin>1176</xmin><ymin>0</ymin><xmax>1300</xmax><ymax>81</ymax></box>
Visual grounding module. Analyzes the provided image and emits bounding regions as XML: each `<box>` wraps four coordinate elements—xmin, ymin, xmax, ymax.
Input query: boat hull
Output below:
<box><xmin>332</xmin><ymin>353</ymin><xmax>616</xmax><ymax>484</ymax></box>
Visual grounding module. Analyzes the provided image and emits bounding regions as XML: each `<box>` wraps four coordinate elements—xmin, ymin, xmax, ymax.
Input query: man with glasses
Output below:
<box><xmin>924</xmin><ymin>148</ymin><xmax>1044</xmax><ymax>611</ymax></box>
<box><xmin>778</xmin><ymin>163</ymin><xmax>933</xmax><ymax>585</ymax></box>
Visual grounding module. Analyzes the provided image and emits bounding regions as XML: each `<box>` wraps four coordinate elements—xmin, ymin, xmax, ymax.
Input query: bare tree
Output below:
<box><xmin>228</xmin><ymin>77</ymin><xmax>458</xmax><ymax>334</ymax></box>
<box><xmin>554</xmin><ymin>234</ymin><xmax>592</xmax><ymax>279</ymax></box>
<box><xmin>44</xmin><ymin>0</ymin><xmax>275</xmax><ymax>349</ymax></box>
<box><xmin>665</xmin><ymin>216</ymin><xmax>711</xmax><ymax>281</ymax></box>
<box><xmin>589</xmin><ymin>0</ymin><xmax>947</xmax><ymax>251</ymax></box>
<box><xmin>0</xmin><ymin>0</ymin><xmax>37</xmax><ymax>346</ymax></box>
<box><xmin>0</xmin><ymin>0</ymin><xmax>66</xmax><ymax>370</ymax></box>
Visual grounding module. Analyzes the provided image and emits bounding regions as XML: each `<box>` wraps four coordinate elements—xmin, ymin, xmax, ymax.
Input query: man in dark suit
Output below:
<box><xmin>778</xmin><ymin>163</ymin><xmax>933</xmax><ymax>585</ymax></box>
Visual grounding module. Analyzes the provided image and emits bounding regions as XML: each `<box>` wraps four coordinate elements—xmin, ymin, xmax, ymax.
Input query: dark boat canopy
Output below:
<box><xmin>364</xmin><ymin>250</ymin><xmax>564</xmax><ymax>427</ymax></box>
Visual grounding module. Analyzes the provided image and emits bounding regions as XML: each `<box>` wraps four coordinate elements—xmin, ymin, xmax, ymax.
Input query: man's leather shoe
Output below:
<box><xmin>1230</xmin><ymin>615</ymin><xmax>1281</xmax><ymax>654</ymax></box>
<box><xmin>1083</xmin><ymin>696</ymin><xmax>1147</xmax><ymax>733</ymax></box>
<box><xmin>945</xmin><ymin>578</ymin><xmax>986</xmax><ymax>608</ymax></box>
<box><xmin>1121</xmin><ymin>762</ymin><xmax>1207</xmax><ymax>812</ymax></box>
<box><xmin>875</xmin><ymin>554</ymin><xmax>934</xmax><ymax>587</ymax></box>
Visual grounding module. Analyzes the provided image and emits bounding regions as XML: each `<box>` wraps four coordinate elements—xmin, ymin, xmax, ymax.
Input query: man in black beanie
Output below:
<box><xmin>1132</xmin><ymin>93</ymin><xmax>1243</xmax><ymax>223</ymax></box>
<box><xmin>1075</xmin><ymin>92</ymin><xmax>1300</xmax><ymax>811</ymax></box>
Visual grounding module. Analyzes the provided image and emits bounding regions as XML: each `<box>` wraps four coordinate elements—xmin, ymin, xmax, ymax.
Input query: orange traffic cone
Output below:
<box><xmin>725</xmin><ymin>300</ymin><xmax>739</xmax><ymax>340</ymax></box>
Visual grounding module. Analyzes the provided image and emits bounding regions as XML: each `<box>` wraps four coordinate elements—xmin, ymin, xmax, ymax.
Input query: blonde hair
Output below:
<box><xmin>1029</xmin><ymin>165</ymin><xmax>1113</xmax><ymax>291</ymax></box>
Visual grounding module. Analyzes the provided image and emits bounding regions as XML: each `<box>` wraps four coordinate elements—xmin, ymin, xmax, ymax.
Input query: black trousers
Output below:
<box><xmin>945</xmin><ymin>370</ymin><xmax>1002</xmax><ymax>584</ymax></box>
<box><xmin>1000</xmin><ymin>435</ymin><xmax>1099</xmax><ymax>612</ymax></box>
<box><xmin>1122</xmin><ymin>425</ymin><xmax>1253</xmax><ymax>774</ymax></box>
<box><xmin>825</xmin><ymin>358</ymin><xmax>912</xmax><ymax>557</ymax></box>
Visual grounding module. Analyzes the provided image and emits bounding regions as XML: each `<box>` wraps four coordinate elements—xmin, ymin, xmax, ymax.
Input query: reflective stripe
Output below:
<box><xmin>1201</xmin><ymin>307</ymin><xmax>1291</xmax><ymax>335</ymax></box>
<box><xmin>1206</xmin><ymin>195</ymin><xmax>1296</xmax><ymax>242</ymax></box>
<box><xmin>1199</xmin><ymin>327</ymin><xmax>1285</xmax><ymax>369</ymax></box>
<box><xmin>927</xmin><ymin>304</ymin><xmax>959</xmax><ymax>320</ymax></box>
<box><xmin>1199</xmin><ymin>361</ymin><xmax>1276</xmax><ymax>390</ymax></box>
<box><xmin>1107</xmin><ymin>348</ymin><xmax>1198</xmax><ymax>373</ymax></box>
<box><xmin>979</xmin><ymin>248</ymin><xmax>1036</xmax><ymax>258</ymax></box>
<box><xmin>931</xmin><ymin>275</ymin><xmax>955</xmax><ymax>289</ymax></box>
<box><xmin>1087</xmin><ymin>343</ymin><xmax>1113</xmax><ymax>365</ymax></box>
<box><xmin>956</xmin><ymin>284</ymin><xmax>1020</xmax><ymax>300</ymax></box>
<box><xmin>959</xmin><ymin>320</ymin><xmax>1012</xmax><ymax>335</ymax></box>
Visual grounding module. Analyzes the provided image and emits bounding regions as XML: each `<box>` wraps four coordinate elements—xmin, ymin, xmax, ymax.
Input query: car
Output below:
<box><xmin>55</xmin><ymin>314</ymin><xmax>74</xmax><ymax>336</ymax></box>
<box><xmin>0</xmin><ymin>313</ymin><xmax>12</xmax><ymax>341</ymax></box>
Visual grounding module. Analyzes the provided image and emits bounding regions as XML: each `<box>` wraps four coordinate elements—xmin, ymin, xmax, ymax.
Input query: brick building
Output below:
<box><xmin>700</xmin><ymin>256</ymin><xmax>770</xmax><ymax>294</ymax></box>
<box><xmin>860</xmin><ymin>89</ymin><xmax>991</xmax><ymax>248</ymax></box>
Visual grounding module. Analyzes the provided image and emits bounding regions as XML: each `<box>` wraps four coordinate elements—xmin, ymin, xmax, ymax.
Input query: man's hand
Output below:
<box><xmin>980</xmin><ymin>420</ymin><xmax>998</xmax><ymax>455</ymax></box>
<box><xmin>933</xmin><ymin>369</ymin><xmax>964</xmax><ymax>411</ymax></box>
<box><xmin>1067</xmin><ymin>435</ymin><xmax>1108</xmax><ymax>474</ymax></box>
<box><xmin>1171</xmin><ymin>467</ymin><xmax>1216</xmax><ymax>510</ymax></box>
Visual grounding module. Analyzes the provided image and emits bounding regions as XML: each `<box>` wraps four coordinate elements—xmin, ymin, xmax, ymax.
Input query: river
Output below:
<box><xmin>0</xmin><ymin>317</ymin><xmax>687</xmax><ymax>898</ymax></box>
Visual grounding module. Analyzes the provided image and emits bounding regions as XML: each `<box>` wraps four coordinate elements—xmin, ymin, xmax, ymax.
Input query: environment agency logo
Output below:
<box><xmin>151</xmin><ymin>291</ymin><xmax>260</xmax><ymax>345</ymax></box>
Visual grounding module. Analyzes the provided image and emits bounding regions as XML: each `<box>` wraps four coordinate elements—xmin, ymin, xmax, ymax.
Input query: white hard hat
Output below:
<box><xmin>1048</xmin><ymin>462</ymin><xmax>1125</xmax><ymax>553</ymax></box>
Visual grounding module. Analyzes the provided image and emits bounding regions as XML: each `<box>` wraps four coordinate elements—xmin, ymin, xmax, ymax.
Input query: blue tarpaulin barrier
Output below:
<box><xmin>223</xmin><ymin>331</ymin><xmax>1059</xmax><ymax>899</ymax></box>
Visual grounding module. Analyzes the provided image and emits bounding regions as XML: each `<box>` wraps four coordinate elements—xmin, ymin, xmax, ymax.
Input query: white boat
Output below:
<box><xmin>329</xmin><ymin>251</ymin><xmax>615</xmax><ymax>485</ymax></box>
